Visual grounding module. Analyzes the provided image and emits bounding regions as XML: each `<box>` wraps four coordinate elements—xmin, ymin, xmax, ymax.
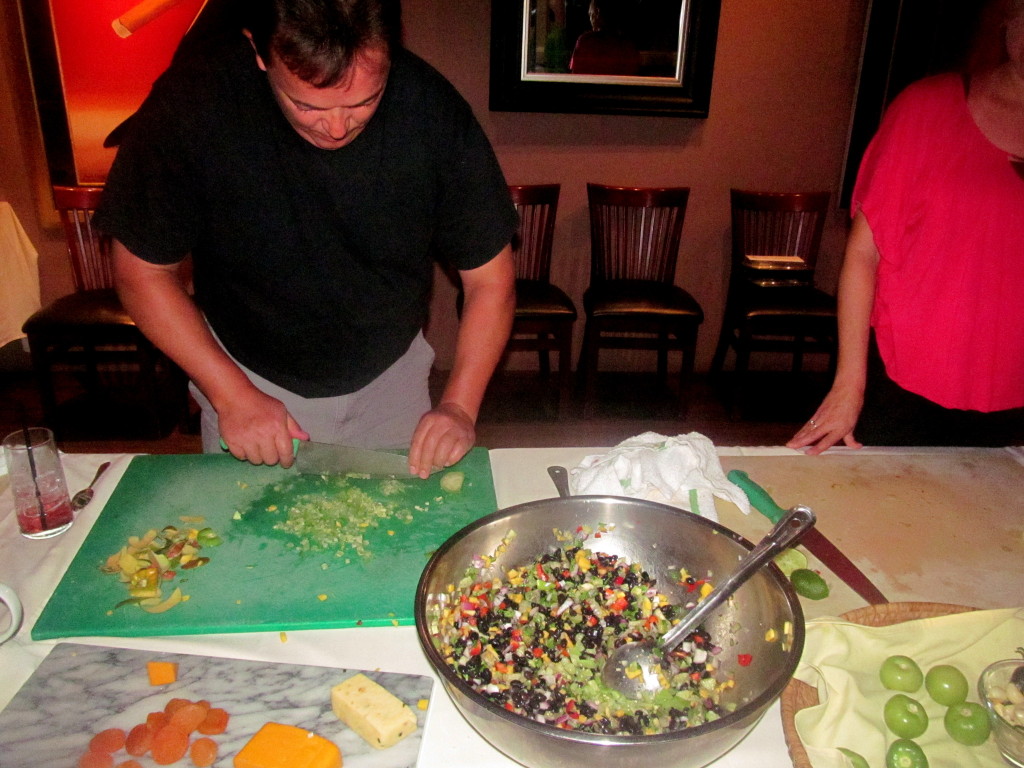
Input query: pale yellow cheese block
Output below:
<box><xmin>331</xmin><ymin>673</ymin><xmax>418</xmax><ymax>749</ymax></box>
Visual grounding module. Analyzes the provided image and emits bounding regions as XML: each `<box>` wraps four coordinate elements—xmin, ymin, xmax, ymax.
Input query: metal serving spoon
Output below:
<box><xmin>601</xmin><ymin>504</ymin><xmax>816</xmax><ymax>699</ymax></box>
<box><xmin>70</xmin><ymin>461</ymin><xmax>111</xmax><ymax>511</ymax></box>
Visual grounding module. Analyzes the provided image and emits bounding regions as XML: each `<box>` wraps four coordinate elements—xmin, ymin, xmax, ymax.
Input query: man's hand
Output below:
<box><xmin>407</xmin><ymin>401</ymin><xmax>475</xmax><ymax>478</ymax></box>
<box><xmin>217</xmin><ymin>386</ymin><xmax>309</xmax><ymax>468</ymax></box>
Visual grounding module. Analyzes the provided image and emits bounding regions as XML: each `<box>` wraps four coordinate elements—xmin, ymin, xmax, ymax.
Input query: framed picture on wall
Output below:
<box><xmin>18</xmin><ymin>0</ymin><xmax>208</xmax><ymax>186</ymax></box>
<box><xmin>490</xmin><ymin>0</ymin><xmax>722</xmax><ymax>117</ymax></box>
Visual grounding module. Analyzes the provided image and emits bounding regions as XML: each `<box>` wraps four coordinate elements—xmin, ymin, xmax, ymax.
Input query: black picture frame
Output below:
<box><xmin>489</xmin><ymin>0</ymin><xmax>722</xmax><ymax>118</ymax></box>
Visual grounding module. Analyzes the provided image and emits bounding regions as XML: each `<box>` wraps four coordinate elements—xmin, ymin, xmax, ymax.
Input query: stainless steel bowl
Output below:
<box><xmin>415</xmin><ymin>496</ymin><xmax>805</xmax><ymax>768</ymax></box>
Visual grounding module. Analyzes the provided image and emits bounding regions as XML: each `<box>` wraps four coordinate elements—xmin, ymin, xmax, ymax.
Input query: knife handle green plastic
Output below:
<box><xmin>727</xmin><ymin>469</ymin><xmax>786</xmax><ymax>524</ymax></box>
<box><xmin>220</xmin><ymin>438</ymin><xmax>300</xmax><ymax>456</ymax></box>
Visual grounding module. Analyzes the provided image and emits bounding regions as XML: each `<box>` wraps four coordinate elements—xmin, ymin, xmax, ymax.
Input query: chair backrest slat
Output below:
<box><xmin>509</xmin><ymin>184</ymin><xmax>560</xmax><ymax>282</ymax></box>
<box><xmin>730</xmin><ymin>189</ymin><xmax>830</xmax><ymax>272</ymax></box>
<box><xmin>587</xmin><ymin>183</ymin><xmax>690</xmax><ymax>284</ymax></box>
<box><xmin>52</xmin><ymin>185</ymin><xmax>111</xmax><ymax>292</ymax></box>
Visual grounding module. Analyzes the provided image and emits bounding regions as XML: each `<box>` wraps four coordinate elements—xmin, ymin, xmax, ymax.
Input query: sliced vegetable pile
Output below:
<box><xmin>100</xmin><ymin>524</ymin><xmax>222</xmax><ymax>614</ymax></box>
<box><xmin>243</xmin><ymin>475</ymin><xmax>421</xmax><ymax>558</ymax></box>
<box><xmin>435</xmin><ymin>527</ymin><xmax>744</xmax><ymax>736</ymax></box>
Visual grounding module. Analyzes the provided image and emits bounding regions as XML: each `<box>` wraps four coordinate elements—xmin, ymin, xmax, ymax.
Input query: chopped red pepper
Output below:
<box><xmin>737</xmin><ymin>653</ymin><xmax>753</xmax><ymax>667</ymax></box>
<box><xmin>533</xmin><ymin>647</ymin><xmax>544</xmax><ymax>658</ymax></box>
<box><xmin>687</xmin><ymin>579</ymin><xmax>705</xmax><ymax>593</ymax></box>
<box><xmin>536</xmin><ymin>562</ymin><xmax>548</xmax><ymax>581</ymax></box>
<box><xmin>469</xmin><ymin>642</ymin><xmax>482</xmax><ymax>657</ymax></box>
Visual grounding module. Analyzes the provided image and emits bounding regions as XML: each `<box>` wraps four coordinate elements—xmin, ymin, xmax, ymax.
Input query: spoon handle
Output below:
<box><xmin>660</xmin><ymin>505</ymin><xmax>816</xmax><ymax>652</ymax></box>
<box><xmin>87</xmin><ymin>461</ymin><xmax>112</xmax><ymax>488</ymax></box>
<box><xmin>547</xmin><ymin>466</ymin><xmax>571</xmax><ymax>498</ymax></box>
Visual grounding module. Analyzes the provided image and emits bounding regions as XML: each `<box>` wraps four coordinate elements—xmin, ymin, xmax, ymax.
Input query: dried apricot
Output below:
<box><xmin>197</xmin><ymin>707</ymin><xmax>230</xmax><ymax>735</ymax></box>
<box><xmin>163</xmin><ymin>697</ymin><xmax>192</xmax><ymax>715</ymax></box>
<box><xmin>89</xmin><ymin>728</ymin><xmax>126</xmax><ymax>754</ymax></box>
<box><xmin>169</xmin><ymin>702</ymin><xmax>207</xmax><ymax>734</ymax></box>
<box><xmin>78</xmin><ymin>750</ymin><xmax>115</xmax><ymax>768</ymax></box>
<box><xmin>150</xmin><ymin>724</ymin><xmax>190</xmax><ymax>765</ymax></box>
<box><xmin>146</xmin><ymin>711</ymin><xmax>170</xmax><ymax>732</ymax></box>
<box><xmin>189</xmin><ymin>736</ymin><xmax>218</xmax><ymax>767</ymax></box>
<box><xmin>125</xmin><ymin>723</ymin><xmax>152</xmax><ymax>757</ymax></box>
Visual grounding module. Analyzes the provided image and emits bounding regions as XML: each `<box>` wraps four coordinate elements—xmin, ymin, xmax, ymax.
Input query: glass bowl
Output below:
<box><xmin>978</xmin><ymin>658</ymin><xmax>1024</xmax><ymax>767</ymax></box>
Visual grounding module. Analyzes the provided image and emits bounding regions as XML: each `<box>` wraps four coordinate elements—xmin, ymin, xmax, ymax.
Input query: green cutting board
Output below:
<box><xmin>33</xmin><ymin>448</ymin><xmax>496</xmax><ymax>639</ymax></box>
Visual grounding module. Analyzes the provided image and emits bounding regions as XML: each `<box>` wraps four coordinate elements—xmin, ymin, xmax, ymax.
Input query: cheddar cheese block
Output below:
<box><xmin>331</xmin><ymin>673</ymin><xmax>418</xmax><ymax>749</ymax></box>
<box><xmin>234</xmin><ymin>722</ymin><xmax>342</xmax><ymax>768</ymax></box>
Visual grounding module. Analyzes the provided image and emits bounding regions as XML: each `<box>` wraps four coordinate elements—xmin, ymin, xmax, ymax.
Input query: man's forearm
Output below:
<box><xmin>443</xmin><ymin>246</ymin><xmax>516</xmax><ymax>421</ymax></box>
<box><xmin>112</xmin><ymin>240</ymin><xmax>254</xmax><ymax>410</ymax></box>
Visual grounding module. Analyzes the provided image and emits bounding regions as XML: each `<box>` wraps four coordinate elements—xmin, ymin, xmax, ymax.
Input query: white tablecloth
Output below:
<box><xmin>2</xmin><ymin>446</ymin><xmax>1021</xmax><ymax>766</ymax></box>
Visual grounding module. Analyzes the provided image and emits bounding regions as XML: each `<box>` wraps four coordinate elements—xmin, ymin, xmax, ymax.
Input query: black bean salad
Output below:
<box><xmin>434</xmin><ymin>526</ymin><xmax>739</xmax><ymax>736</ymax></box>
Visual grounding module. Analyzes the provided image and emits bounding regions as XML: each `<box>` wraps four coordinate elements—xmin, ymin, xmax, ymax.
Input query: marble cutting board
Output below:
<box><xmin>0</xmin><ymin>643</ymin><xmax>433</xmax><ymax>768</ymax></box>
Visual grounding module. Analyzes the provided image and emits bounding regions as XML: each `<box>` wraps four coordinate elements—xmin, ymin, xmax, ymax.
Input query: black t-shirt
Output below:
<box><xmin>95</xmin><ymin>37</ymin><xmax>515</xmax><ymax>398</ymax></box>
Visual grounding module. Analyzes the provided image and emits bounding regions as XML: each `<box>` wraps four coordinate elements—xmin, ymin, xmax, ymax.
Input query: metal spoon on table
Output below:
<box><xmin>601</xmin><ymin>504</ymin><xmax>816</xmax><ymax>699</ymax></box>
<box><xmin>70</xmin><ymin>461</ymin><xmax>111</xmax><ymax>511</ymax></box>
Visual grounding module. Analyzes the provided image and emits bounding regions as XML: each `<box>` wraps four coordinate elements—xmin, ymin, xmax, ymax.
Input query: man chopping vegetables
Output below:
<box><xmin>94</xmin><ymin>0</ymin><xmax>517</xmax><ymax>478</ymax></box>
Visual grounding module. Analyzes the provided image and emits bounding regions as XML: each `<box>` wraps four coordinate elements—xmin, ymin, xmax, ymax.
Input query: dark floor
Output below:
<box><xmin>1</xmin><ymin>358</ymin><xmax>827</xmax><ymax>454</ymax></box>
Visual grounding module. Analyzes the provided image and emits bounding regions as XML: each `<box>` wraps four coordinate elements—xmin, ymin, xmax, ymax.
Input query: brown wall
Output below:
<box><xmin>1</xmin><ymin>0</ymin><xmax>869</xmax><ymax>372</ymax></box>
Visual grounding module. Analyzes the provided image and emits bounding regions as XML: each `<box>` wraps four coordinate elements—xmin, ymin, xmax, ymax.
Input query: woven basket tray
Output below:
<box><xmin>779</xmin><ymin>601</ymin><xmax>978</xmax><ymax>768</ymax></box>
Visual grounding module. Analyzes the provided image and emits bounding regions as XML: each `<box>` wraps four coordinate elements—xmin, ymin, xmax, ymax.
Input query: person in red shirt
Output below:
<box><xmin>789</xmin><ymin>0</ymin><xmax>1024</xmax><ymax>452</ymax></box>
<box><xmin>570</xmin><ymin>0</ymin><xmax>641</xmax><ymax>76</ymax></box>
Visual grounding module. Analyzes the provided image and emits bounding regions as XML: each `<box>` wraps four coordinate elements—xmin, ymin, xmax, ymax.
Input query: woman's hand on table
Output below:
<box><xmin>408</xmin><ymin>401</ymin><xmax>475</xmax><ymax>479</ymax></box>
<box><xmin>787</xmin><ymin>386</ymin><xmax>864</xmax><ymax>455</ymax></box>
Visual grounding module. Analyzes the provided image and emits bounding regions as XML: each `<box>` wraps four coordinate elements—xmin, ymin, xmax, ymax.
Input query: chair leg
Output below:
<box><xmin>791</xmin><ymin>335</ymin><xmax>805</xmax><ymax>374</ymax></box>
<box><xmin>710</xmin><ymin>321</ymin><xmax>732</xmax><ymax>377</ymax></box>
<box><xmin>580</xmin><ymin>322</ymin><xmax>599</xmax><ymax>420</ymax></box>
<box><xmin>677</xmin><ymin>332</ymin><xmax>698</xmax><ymax>419</ymax></box>
<box><xmin>537</xmin><ymin>341</ymin><xmax>551</xmax><ymax>379</ymax></box>
<box><xmin>137</xmin><ymin>338</ymin><xmax>165</xmax><ymax>436</ymax></box>
<box><xmin>732</xmin><ymin>329</ymin><xmax>752</xmax><ymax>418</ymax></box>
<box><xmin>26</xmin><ymin>335</ymin><xmax>61</xmax><ymax>435</ymax></box>
<box><xmin>556</xmin><ymin>323</ymin><xmax>573</xmax><ymax>419</ymax></box>
<box><xmin>656</xmin><ymin>332</ymin><xmax>669</xmax><ymax>382</ymax></box>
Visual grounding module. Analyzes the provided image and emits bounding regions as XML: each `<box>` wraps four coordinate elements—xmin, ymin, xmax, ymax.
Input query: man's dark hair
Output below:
<box><xmin>245</xmin><ymin>0</ymin><xmax>403</xmax><ymax>86</ymax></box>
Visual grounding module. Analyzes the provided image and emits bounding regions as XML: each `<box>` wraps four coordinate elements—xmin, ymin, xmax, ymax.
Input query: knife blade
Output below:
<box><xmin>727</xmin><ymin>469</ymin><xmax>889</xmax><ymax>605</ymax></box>
<box><xmin>294</xmin><ymin>440</ymin><xmax>412</xmax><ymax>477</ymax></box>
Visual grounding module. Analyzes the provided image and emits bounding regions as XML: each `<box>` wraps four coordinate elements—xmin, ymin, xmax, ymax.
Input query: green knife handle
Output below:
<box><xmin>727</xmin><ymin>469</ymin><xmax>786</xmax><ymax>524</ymax></box>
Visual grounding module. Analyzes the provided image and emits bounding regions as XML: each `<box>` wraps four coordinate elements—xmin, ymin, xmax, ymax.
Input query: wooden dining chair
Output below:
<box><xmin>21</xmin><ymin>185</ymin><xmax>185</xmax><ymax>438</ymax></box>
<box><xmin>579</xmin><ymin>183</ymin><xmax>704</xmax><ymax>418</ymax></box>
<box><xmin>504</xmin><ymin>184</ymin><xmax>577</xmax><ymax>417</ymax></box>
<box><xmin>710</xmin><ymin>189</ymin><xmax>837</xmax><ymax>411</ymax></box>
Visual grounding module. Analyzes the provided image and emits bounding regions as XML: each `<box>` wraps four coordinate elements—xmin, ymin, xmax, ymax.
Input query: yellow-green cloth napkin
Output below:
<box><xmin>793</xmin><ymin>607</ymin><xmax>1024</xmax><ymax>768</ymax></box>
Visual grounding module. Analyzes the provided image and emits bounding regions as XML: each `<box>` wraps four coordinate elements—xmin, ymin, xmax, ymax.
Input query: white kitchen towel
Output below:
<box><xmin>569</xmin><ymin>432</ymin><xmax>752</xmax><ymax>522</ymax></box>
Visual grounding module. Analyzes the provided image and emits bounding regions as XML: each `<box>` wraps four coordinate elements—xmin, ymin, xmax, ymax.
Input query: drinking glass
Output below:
<box><xmin>2</xmin><ymin>428</ymin><xmax>74</xmax><ymax>539</ymax></box>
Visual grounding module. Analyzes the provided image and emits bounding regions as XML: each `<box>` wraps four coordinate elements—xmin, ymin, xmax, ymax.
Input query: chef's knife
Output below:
<box><xmin>727</xmin><ymin>469</ymin><xmax>889</xmax><ymax>605</ymax></box>
<box><xmin>294</xmin><ymin>440</ymin><xmax>413</xmax><ymax>477</ymax></box>
<box><xmin>222</xmin><ymin>438</ymin><xmax>413</xmax><ymax>477</ymax></box>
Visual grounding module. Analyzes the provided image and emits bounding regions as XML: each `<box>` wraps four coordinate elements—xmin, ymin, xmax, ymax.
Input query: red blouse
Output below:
<box><xmin>854</xmin><ymin>73</ymin><xmax>1024</xmax><ymax>412</ymax></box>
